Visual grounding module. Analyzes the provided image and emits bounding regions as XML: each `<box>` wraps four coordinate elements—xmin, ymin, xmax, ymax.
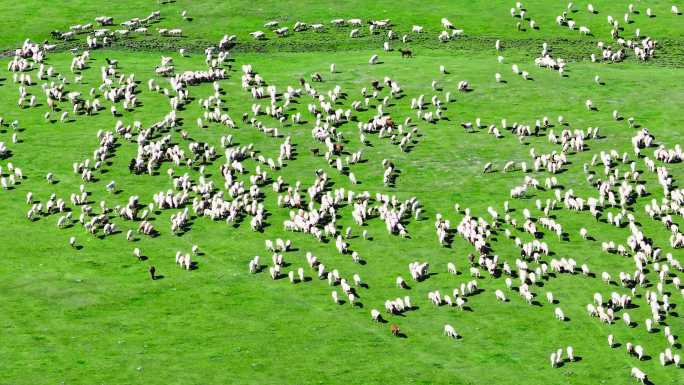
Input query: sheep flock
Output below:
<box><xmin>0</xmin><ymin>1</ymin><xmax>683</xmax><ymax>384</ymax></box>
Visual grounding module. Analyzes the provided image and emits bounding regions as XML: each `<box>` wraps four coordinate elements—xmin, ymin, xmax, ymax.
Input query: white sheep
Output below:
<box><xmin>645</xmin><ymin>318</ymin><xmax>653</xmax><ymax>332</ymax></box>
<box><xmin>554</xmin><ymin>307</ymin><xmax>565</xmax><ymax>321</ymax></box>
<box><xmin>635</xmin><ymin>345</ymin><xmax>644</xmax><ymax>360</ymax></box>
<box><xmin>369</xmin><ymin>54</ymin><xmax>379</xmax><ymax>65</ymax></box>
<box><xmin>353</xmin><ymin>273</ymin><xmax>362</xmax><ymax>286</ymax></box>
<box><xmin>444</xmin><ymin>324</ymin><xmax>459</xmax><ymax>339</ymax></box>
<box><xmin>579</xmin><ymin>228</ymin><xmax>588</xmax><ymax>239</ymax></box>
<box><xmin>631</xmin><ymin>367</ymin><xmax>647</xmax><ymax>383</ymax></box>
<box><xmin>105</xmin><ymin>181</ymin><xmax>116</xmax><ymax>193</ymax></box>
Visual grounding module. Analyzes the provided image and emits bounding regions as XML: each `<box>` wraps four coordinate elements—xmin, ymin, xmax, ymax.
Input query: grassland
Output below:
<box><xmin>0</xmin><ymin>1</ymin><xmax>683</xmax><ymax>385</ymax></box>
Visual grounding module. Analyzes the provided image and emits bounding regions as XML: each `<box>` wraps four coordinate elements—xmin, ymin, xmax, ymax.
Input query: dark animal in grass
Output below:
<box><xmin>333</xmin><ymin>143</ymin><xmax>344</xmax><ymax>154</ymax></box>
<box><xmin>399</xmin><ymin>48</ymin><xmax>412</xmax><ymax>58</ymax></box>
<box><xmin>390</xmin><ymin>324</ymin><xmax>400</xmax><ymax>336</ymax></box>
<box><xmin>371</xmin><ymin>80</ymin><xmax>381</xmax><ymax>90</ymax></box>
<box><xmin>149</xmin><ymin>266</ymin><xmax>156</xmax><ymax>280</ymax></box>
<box><xmin>105</xmin><ymin>58</ymin><xmax>118</xmax><ymax>68</ymax></box>
<box><xmin>310</xmin><ymin>148</ymin><xmax>320</xmax><ymax>156</ymax></box>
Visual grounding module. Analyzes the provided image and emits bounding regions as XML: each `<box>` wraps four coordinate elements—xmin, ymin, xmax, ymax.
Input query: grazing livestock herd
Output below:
<box><xmin>1</xmin><ymin>1</ymin><xmax>683</xmax><ymax>384</ymax></box>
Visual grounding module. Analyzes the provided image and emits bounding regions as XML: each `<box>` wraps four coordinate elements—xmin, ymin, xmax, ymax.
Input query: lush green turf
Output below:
<box><xmin>1</xmin><ymin>1</ymin><xmax>683</xmax><ymax>385</ymax></box>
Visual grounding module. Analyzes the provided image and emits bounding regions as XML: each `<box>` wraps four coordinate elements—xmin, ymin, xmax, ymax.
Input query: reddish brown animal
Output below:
<box><xmin>390</xmin><ymin>324</ymin><xmax>400</xmax><ymax>336</ymax></box>
<box><xmin>399</xmin><ymin>48</ymin><xmax>412</xmax><ymax>58</ymax></box>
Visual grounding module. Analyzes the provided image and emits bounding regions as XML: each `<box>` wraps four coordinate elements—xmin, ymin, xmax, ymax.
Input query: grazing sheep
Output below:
<box><xmin>250</xmin><ymin>31</ymin><xmax>266</xmax><ymax>40</ymax></box>
<box><xmin>353</xmin><ymin>274</ymin><xmax>362</xmax><ymax>286</ymax></box>
<box><xmin>580</xmin><ymin>228</ymin><xmax>588</xmax><ymax>239</ymax></box>
<box><xmin>444</xmin><ymin>324</ymin><xmax>459</xmax><ymax>339</ymax></box>
<box><xmin>369</xmin><ymin>54</ymin><xmax>379</xmax><ymax>65</ymax></box>
<box><xmin>630</xmin><ymin>367</ymin><xmax>647</xmax><ymax>383</ymax></box>
<box><xmin>645</xmin><ymin>318</ymin><xmax>653</xmax><ymax>332</ymax></box>
<box><xmin>602</xmin><ymin>271</ymin><xmax>611</xmax><ymax>283</ymax></box>
<box><xmin>635</xmin><ymin>345</ymin><xmax>644</xmax><ymax>360</ymax></box>
<box><xmin>554</xmin><ymin>307</ymin><xmax>565</xmax><ymax>321</ymax></box>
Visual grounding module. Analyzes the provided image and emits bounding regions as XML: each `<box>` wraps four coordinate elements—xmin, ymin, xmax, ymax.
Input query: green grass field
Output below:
<box><xmin>1</xmin><ymin>1</ymin><xmax>683</xmax><ymax>384</ymax></box>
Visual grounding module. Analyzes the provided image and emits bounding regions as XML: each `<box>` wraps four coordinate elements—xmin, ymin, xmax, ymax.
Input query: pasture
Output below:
<box><xmin>0</xmin><ymin>1</ymin><xmax>683</xmax><ymax>384</ymax></box>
